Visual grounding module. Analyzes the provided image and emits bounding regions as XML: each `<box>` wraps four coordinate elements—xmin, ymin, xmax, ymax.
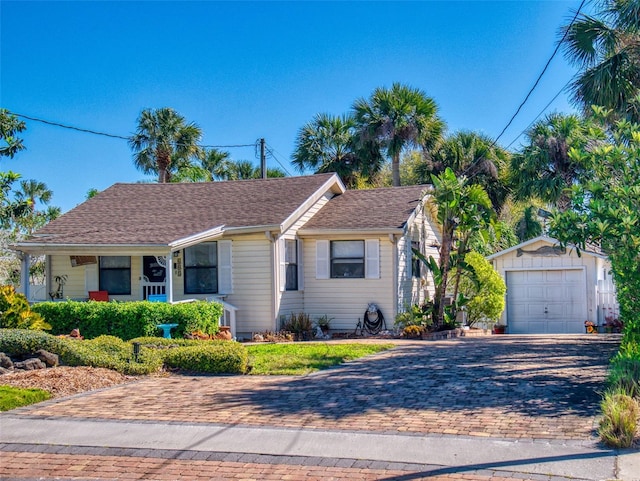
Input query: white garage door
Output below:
<box><xmin>506</xmin><ymin>269</ymin><xmax>587</xmax><ymax>334</ymax></box>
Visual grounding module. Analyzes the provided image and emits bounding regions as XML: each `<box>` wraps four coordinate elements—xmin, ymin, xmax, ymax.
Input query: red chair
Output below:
<box><xmin>88</xmin><ymin>290</ymin><xmax>109</xmax><ymax>301</ymax></box>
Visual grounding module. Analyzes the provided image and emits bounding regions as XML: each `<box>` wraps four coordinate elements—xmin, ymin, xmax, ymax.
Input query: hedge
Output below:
<box><xmin>162</xmin><ymin>342</ymin><xmax>248</xmax><ymax>374</ymax></box>
<box><xmin>31</xmin><ymin>300</ymin><xmax>223</xmax><ymax>340</ymax></box>
<box><xmin>0</xmin><ymin>329</ymin><xmax>247</xmax><ymax>375</ymax></box>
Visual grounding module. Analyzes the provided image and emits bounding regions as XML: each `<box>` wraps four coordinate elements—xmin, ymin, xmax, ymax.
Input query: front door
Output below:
<box><xmin>141</xmin><ymin>256</ymin><xmax>166</xmax><ymax>300</ymax></box>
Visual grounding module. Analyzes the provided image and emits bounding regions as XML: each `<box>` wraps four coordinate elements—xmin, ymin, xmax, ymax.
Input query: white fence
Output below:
<box><xmin>597</xmin><ymin>279</ymin><xmax>619</xmax><ymax>324</ymax></box>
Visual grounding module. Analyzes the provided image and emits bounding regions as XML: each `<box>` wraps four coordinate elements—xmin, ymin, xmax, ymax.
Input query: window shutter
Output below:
<box><xmin>278</xmin><ymin>238</ymin><xmax>286</xmax><ymax>292</ymax></box>
<box><xmin>316</xmin><ymin>240</ymin><xmax>329</xmax><ymax>279</ymax></box>
<box><xmin>365</xmin><ymin>239</ymin><xmax>380</xmax><ymax>279</ymax></box>
<box><xmin>407</xmin><ymin>238</ymin><xmax>414</xmax><ymax>279</ymax></box>
<box><xmin>218</xmin><ymin>240</ymin><xmax>233</xmax><ymax>294</ymax></box>
<box><xmin>297</xmin><ymin>239</ymin><xmax>304</xmax><ymax>290</ymax></box>
<box><xmin>85</xmin><ymin>264</ymin><xmax>98</xmax><ymax>292</ymax></box>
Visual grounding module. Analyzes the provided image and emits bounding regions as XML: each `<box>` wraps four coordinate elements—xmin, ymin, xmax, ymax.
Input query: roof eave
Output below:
<box><xmin>487</xmin><ymin>235</ymin><xmax>608</xmax><ymax>260</ymax></box>
<box><xmin>298</xmin><ymin>228</ymin><xmax>405</xmax><ymax>237</ymax></box>
<box><xmin>280</xmin><ymin>174</ymin><xmax>346</xmax><ymax>233</ymax></box>
<box><xmin>168</xmin><ymin>225</ymin><xmax>225</xmax><ymax>251</ymax></box>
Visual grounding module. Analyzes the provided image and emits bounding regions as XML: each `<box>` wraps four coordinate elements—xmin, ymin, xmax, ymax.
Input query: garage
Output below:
<box><xmin>506</xmin><ymin>269</ymin><xmax>586</xmax><ymax>334</ymax></box>
<box><xmin>488</xmin><ymin>236</ymin><xmax>617</xmax><ymax>334</ymax></box>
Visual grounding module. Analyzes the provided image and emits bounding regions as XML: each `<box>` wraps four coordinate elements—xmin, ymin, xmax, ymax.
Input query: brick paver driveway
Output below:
<box><xmin>18</xmin><ymin>335</ymin><xmax>619</xmax><ymax>441</ymax></box>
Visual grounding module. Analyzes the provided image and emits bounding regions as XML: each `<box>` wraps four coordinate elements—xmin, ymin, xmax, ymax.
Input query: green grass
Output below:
<box><xmin>246</xmin><ymin>342</ymin><xmax>394</xmax><ymax>375</ymax></box>
<box><xmin>598</xmin><ymin>389</ymin><xmax>639</xmax><ymax>448</ymax></box>
<box><xmin>0</xmin><ymin>385</ymin><xmax>51</xmax><ymax>411</ymax></box>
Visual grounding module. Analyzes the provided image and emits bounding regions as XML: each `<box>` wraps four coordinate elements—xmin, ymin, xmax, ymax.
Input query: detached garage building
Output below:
<box><xmin>488</xmin><ymin>236</ymin><xmax>618</xmax><ymax>334</ymax></box>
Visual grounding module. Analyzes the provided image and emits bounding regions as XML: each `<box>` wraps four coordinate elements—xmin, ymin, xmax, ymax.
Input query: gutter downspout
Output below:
<box><xmin>265</xmin><ymin>231</ymin><xmax>278</xmax><ymax>330</ymax></box>
<box><xmin>389</xmin><ymin>233</ymin><xmax>398</xmax><ymax>320</ymax></box>
<box><xmin>167</xmin><ymin>251</ymin><xmax>174</xmax><ymax>303</ymax></box>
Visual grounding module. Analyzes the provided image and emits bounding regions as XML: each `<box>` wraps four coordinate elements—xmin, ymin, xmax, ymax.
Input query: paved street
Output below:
<box><xmin>2</xmin><ymin>335</ymin><xmax>635</xmax><ymax>481</ymax></box>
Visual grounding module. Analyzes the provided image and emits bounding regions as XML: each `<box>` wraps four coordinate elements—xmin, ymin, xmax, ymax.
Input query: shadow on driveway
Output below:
<box><xmin>214</xmin><ymin>336</ymin><xmax>620</xmax><ymax>421</ymax></box>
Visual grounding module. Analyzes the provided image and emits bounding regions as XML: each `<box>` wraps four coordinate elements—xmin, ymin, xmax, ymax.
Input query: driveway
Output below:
<box><xmin>2</xmin><ymin>335</ymin><xmax>631</xmax><ymax>481</ymax></box>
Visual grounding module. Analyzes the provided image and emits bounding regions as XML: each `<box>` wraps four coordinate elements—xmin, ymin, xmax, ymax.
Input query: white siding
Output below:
<box><xmin>288</xmin><ymin>193</ymin><xmax>332</xmax><ymax>232</ymax></box>
<box><xmin>172</xmin><ymin>234</ymin><xmax>274</xmax><ymax>338</ymax></box>
<box><xmin>274</xmin><ymin>194</ymin><xmax>334</xmax><ymax>327</ymax></box>
<box><xmin>492</xmin><ymin>239</ymin><xmax>602</xmax><ymax>328</ymax></box>
<box><xmin>397</xmin><ymin>206</ymin><xmax>441</xmax><ymax>314</ymax></box>
<box><xmin>49</xmin><ymin>255</ymin><xmax>141</xmax><ymax>301</ymax></box>
<box><xmin>302</xmin><ymin>237</ymin><xmax>394</xmax><ymax>332</ymax></box>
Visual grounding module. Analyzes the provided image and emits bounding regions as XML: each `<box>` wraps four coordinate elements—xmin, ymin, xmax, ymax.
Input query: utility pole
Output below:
<box><xmin>260</xmin><ymin>138</ymin><xmax>266</xmax><ymax>179</ymax></box>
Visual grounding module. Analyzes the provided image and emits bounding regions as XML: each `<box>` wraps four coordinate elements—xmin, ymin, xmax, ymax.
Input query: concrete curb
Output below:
<box><xmin>0</xmin><ymin>416</ymin><xmax>621</xmax><ymax>480</ymax></box>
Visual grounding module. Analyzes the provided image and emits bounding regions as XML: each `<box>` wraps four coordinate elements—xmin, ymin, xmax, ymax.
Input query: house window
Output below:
<box><xmin>285</xmin><ymin>239</ymin><xmax>298</xmax><ymax>290</ymax></box>
<box><xmin>412</xmin><ymin>241</ymin><xmax>421</xmax><ymax>278</ymax></box>
<box><xmin>99</xmin><ymin>256</ymin><xmax>131</xmax><ymax>295</ymax></box>
<box><xmin>331</xmin><ymin>240</ymin><xmax>365</xmax><ymax>278</ymax></box>
<box><xmin>184</xmin><ymin>242</ymin><xmax>218</xmax><ymax>294</ymax></box>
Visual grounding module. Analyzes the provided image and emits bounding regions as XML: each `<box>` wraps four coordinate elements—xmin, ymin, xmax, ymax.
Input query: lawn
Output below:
<box><xmin>247</xmin><ymin>342</ymin><xmax>394</xmax><ymax>375</ymax></box>
<box><xmin>0</xmin><ymin>385</ymin><xmax>51</xmax><ymax>411</ymax></box>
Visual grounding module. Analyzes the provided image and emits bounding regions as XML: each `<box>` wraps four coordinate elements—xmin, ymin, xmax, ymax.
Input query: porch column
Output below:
<box><xmin>167</xmin><ymin>251</ymin><xmax>174</xmax><ymax>303</ymax></box>
<box><xmin>19</xmin><ymin>252</ymin><xmax>30</xmax><ymax>300</ymax></box>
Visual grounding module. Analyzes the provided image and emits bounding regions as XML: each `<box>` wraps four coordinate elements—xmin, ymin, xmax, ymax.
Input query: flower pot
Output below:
<box><xmin>493</xmin><ymin>325</ymin><xmax>506</xmax><ymax>334</ymax></box>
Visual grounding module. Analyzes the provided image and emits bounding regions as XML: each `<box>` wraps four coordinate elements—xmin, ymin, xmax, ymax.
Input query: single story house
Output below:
<box><xmin>13</xmin><ymin>173</ymin><xmax>441</xmax><ymax>339</ymax></box>
<box><xmin>488</xmin><ymin>236</ymin><xmax>619</xmax><ymax>334</ymax></box>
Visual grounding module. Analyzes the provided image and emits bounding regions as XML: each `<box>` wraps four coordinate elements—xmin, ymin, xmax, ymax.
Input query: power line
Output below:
<box><xmin>505</xmin><ymin>79</ymin><xmax>572</xmax><ymax>150</ymax></box>
<box><xmin>12</xmin><ymin>112</ymin><xmax>130</xmax><ymax>140</ymax></box>
<box><xmin>265</xmin><ymin>142</ymin><xmax>294</xmax><ymax>176</ymax></box>
<box><xmin>492</xmin><ymin>0</ymin><xmax>586</xmax><ymax>145</ymax></box>
<box><xmin>8</xmin><ymin>110</ymin><xmax>257</xmax><ymax>149</ymax></box>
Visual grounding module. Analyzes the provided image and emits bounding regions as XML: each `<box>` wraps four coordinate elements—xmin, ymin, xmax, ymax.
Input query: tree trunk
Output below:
<box><xmin>392</xmin><ymin>152</ymin><xmax>401</xmax><ymax>187</ymax></box>
<box><xmin>434</xmin><ymin>224</ymin><xmax>454</xmax><ymax>328</ymax></box>
<box><xmin>157</xmin><ymin>149</ymin><xmax>171</xmax><ymax>183</ymax></box>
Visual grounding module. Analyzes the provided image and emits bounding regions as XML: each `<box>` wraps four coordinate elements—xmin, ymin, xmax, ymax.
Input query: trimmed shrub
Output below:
<box><xmin>60</xmin><ymin>335</ymin><xmax>163</xmax><ymax>375</ymax></box>
<box><xmin>32</xmin><ymin>300</ymin><xmax>223</xmax><ymax>340</ymax></box>
<box><xmin>0</xmin><ymin>329</ymin><xmax>162</xmax><ymax>375</ymax></box>
<box><xmin>0</xmin><ymin>285</ymin><xmax>51</xmax><ymax>331</ymax></box>
<box><xmin>162</xmin><ymin>342</ymin><xmax>248</xmax><ymax>374</ymax></box>
<box><xmin>598</xmin><ymin>389</ymin><xmax>639</xmax><ymax>448</ymax></box>
<box><xmin>0</xmin><ymin>328</ymin><xmax>68</xmax><ymax>357</ymax></box>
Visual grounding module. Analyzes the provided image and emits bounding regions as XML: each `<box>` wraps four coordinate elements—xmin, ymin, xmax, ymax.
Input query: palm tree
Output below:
<box><xmin>129</xmin><ymin>108</ymin><xmax>202</xmax><ymax>183</ymax></box>
<box><xmin>292</xmin><ymin>113</ymin><xmax>384</xmax><ymax>188</ymax></box>
<box><xmin>223</xmin><ymin>160</ymin><xmax>286</xmax><ymax>180</ymax></box>
<box><xmin>561</xmin><ymin>0</ymin><xmax>640</xmax><ymax>121</ymax></box>
<box><xmin>419</xmin><ymin>131</ymin><xmax>510</xmax><ymax>212</ymax></box>
<box><xmin>201</xmin><ymin>148</ymin><xmax>232</xmax><ymax>181</ymax></box>
<box><xmin>353</xmin><ymin>83</ymin><xmax>444</xmax><ymax>186</ymax></box>
<box><xmin>423</xmin><ymin>168</ymin><xmax>493</xmax><ymax>328</ymax></box>
<box><xmin>15</xmin><ymin>179</ymin><xmax>52</xmax><ymax>212</ymax></box>
<box><xmin>511</xmin><ymin>113</ymin><xmax>603</xmax><ymax>211</ymax></box>
<box><xmin>0</xmin><ymin>109</ymin><xmax>26</xmax><ymax>159</ymax></box>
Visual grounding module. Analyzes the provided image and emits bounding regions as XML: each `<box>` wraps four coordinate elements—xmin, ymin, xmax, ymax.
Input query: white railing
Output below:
<box><xmin>206</xmin><ymin>296</ymin><xmax>238</xmax><ymax>339</ymax></box>
<box><xmin>142</xmin><ymin>282</ymin><xmax>166</xmax><ymax>299</ymax></box>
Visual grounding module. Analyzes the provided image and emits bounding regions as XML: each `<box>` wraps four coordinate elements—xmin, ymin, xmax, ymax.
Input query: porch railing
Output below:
<box><xmin>143</xmin><ymin>282</ymin><xmax>166</xmax><ymax>300</ymax></box>
<box><xmin>206</xmin><ymin>296</ymin><xmax>237</xmax><ymax>339</ymax></box>
<box><xmin>175</xmin><ymin>296</ymin><xmax>237</xmax><ymax>339</ymax></box>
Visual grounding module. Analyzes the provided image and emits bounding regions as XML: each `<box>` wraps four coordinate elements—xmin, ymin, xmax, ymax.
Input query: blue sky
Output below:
<box><xmin>2</xmin><ymin>1</ymin><xmax>585</xmax><ymax>213</ymax></box>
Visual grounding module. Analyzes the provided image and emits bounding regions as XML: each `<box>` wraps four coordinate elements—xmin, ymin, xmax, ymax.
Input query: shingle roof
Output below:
<box><xmin>23</xmin><ymin>174</ymin><xmax>339</xmax><ymax>246</ymax></box>
<box><xmin>300</xmin><ymin>184</ymin><xmax>429</xmax><ymax>232</ymax></box>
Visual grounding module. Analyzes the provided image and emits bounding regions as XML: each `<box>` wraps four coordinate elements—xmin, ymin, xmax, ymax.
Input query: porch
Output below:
<box><xmin>18</xmin><ymin>252</ymin><xmax>237</xmax><ymax>338</ymax></box>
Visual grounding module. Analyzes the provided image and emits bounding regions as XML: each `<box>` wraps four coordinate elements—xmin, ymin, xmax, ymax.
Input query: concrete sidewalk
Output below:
<box><xmin>1</xmin><ymin>415</ymin><xmax>638</xmax><ymax>480</ymax></box>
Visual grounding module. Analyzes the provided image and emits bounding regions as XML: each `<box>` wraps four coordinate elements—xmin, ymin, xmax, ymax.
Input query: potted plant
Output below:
<box><xmin>316</xmin><ymin>315</ymin><xmax>333</xmax><ymax>335</ymax></box>
<box><xmin>493</xmin><ymin>323</ymin><xmax>506</xmax><ymax>334</ymax></box>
